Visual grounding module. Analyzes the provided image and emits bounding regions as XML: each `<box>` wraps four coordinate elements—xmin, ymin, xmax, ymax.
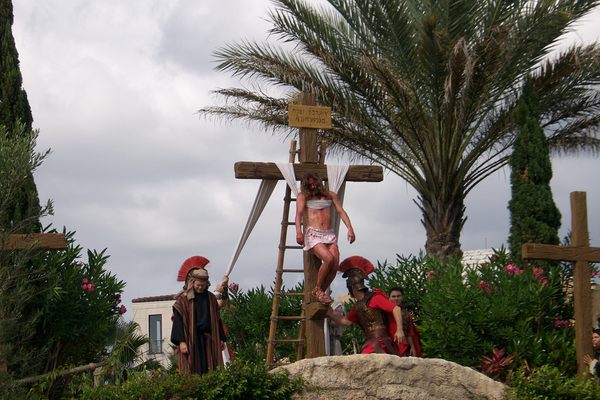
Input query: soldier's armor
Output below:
<box><xmin>354</xmin><ymin>292</ymin><xmax>387</xmax><ymax>333</ymax></box>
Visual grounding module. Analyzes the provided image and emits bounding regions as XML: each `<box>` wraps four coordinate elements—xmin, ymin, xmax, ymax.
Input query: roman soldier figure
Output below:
<box><xmin>327</xmin><ymin>255</ymin><xmax>404</xmax><ymax>355</ymax></box>
<box><xmin>170</xmin><ymin>256</ymin><xmax>227</xmax><ymax>374</ymax></box>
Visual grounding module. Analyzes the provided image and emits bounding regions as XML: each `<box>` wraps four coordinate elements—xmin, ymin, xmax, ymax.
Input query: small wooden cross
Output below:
<box><xmin>0</xmin><ymin>232</ymin><xmax>67</xmax><ymax>372</ymax></box>
<box><xmin>522</xmin><ymin>191</ymin><xmax>600</xmax><ymax>377</ymax></box>
<box><xmin>235</xmin><ymin>92</ymin><xmax>383</xmax><ymax>358</ymax></box>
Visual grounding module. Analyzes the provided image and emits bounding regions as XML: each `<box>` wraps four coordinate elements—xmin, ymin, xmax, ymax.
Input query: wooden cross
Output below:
<box><xmin>522</xmin><ymin>191</ymin><xmax>600</xmax><ymax>377</ymax></box>
<box><xmin>235</xmin><ymin>92</ymin><xmax>383</xmax><ymax>358</ymax></box>
<box><xmin>0</xmin><ymin>232</ymin><xmax>67</xmax><ymax>372</ymax></box>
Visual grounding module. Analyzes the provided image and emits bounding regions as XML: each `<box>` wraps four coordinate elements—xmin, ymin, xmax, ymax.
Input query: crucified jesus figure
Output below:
<box><xmin>295</xmin><ymin>172</ymin><xmax>355</xmax><ymax>305</ymax></box>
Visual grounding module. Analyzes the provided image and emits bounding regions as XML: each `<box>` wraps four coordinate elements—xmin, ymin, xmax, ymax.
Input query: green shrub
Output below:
<box><xmin>420</xmin><ymin>250</ymin><xmax>575</xmax><ymax>375</ymax></box>
<box><xmin>0</xmin><ymin>372</ymin><xmax>29</xmax><ymax>400</ymax></box>
<box><xmin>78</xmin><ymin>359</ymin><xmax>303</xmax><ymax>400</ymax></box>
<box><xmin>29</xmin><ymin>237</ymin><xmax>126</xmax><ymax>371</ymax></box>
<box><xmin>1</xmin><ymin>232</ymin><xmax>127</xmax><ymax>399</ymax></box>
<box><xmin>366</xmin><ymin>249</ymin><xmax>575</xmax><ymax>377</ymax></box>
<box><xmin>201</xmin><ymin>360</ymin><xmax>303</xmax><ymax>399</ymax></box>
<box><xmin>508</xmin><ymin>365</ymin><xmax>600</xmax><ymax>399</ymax></box>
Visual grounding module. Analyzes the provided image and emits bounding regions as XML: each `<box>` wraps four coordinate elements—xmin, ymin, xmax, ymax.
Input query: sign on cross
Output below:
<box><xmin>234</xmin><ymin>92</ymin><xmax>383</xmax><ymax>358</ymax></box>
<box><xmin>522</xmin><ymin>191</ymin><xmax>600</xmax><ymax>377</ymax></box>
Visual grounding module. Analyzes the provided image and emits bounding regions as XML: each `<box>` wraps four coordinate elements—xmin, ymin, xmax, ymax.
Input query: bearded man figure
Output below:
<box><xmin>295</xmin><ymin>172</ymin><xmax>355</xmax><ymax>305</ymax></box>
<box><xmin>170</xmin><ymin>256</ymin><xmax>227</xmax><ymax>374</ymax></box>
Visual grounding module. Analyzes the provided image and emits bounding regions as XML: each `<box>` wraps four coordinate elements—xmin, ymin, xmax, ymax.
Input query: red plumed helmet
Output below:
<box><xmin>339</xmin><ymin>255</ymin><xmax>374</xmax><ymax>277</ymax></box>
<box><xmin>177</xmin><ymin>256</ymin><xmax>210</xmax><ymax>281</ymax></box>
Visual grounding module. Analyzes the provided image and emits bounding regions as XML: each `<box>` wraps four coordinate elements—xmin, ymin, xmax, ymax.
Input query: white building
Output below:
<box><xmin>461</xmin><ymin>248</ymin><xmax>496</xmax><ymax>270</ymax></box>
<box><xmin>131</xmin><ymin>294</ymin><xmax>176</xmax><ymax>368</ymax></box>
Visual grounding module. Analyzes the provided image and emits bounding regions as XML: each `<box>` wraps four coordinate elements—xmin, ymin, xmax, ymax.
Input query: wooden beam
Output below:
<box><xmin>18</xmin><ymin>361</ymin><xmax>105</xmax><ymax>384</ymax></box>
<box><xmin>234</xmin><ymin>162</ymin><xmax>383</xmax><ymax>182</ymax></box>
<box><xmin>522</xmin><ymin>244</ymin><xmax>600</xmax><ymax>262</ymax></box>
<box><xmin>0</xmin><ymin>233</ymin><xmax>67</xmax><ymax>251</ymax></box>
<box><xmin>571</xmin><ymin>192</ymin><xmax>594</xmax><ymax>378</ymax></box>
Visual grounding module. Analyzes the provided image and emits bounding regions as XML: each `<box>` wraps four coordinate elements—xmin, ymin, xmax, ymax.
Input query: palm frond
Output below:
<box><xmin>201</xmin><ymin>0</ymin><xmax>600</xmax><ymax>255</ymax></box>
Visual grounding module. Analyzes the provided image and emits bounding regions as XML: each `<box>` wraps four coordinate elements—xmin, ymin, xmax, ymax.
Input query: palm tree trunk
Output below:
<box><xmin>420</xmin><ymin>192</ymin><xmax>466</xmax><ymax>258</ymax></box>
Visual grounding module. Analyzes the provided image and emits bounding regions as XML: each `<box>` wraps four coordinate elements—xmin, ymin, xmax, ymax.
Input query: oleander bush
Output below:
<box><xmin>366</xmin><ymin>249</ymin><xmax>576</xmax><ymax>378</ymax></box>
<box><xmin>508</xmin><ymin>365</ymin><xmax>600</xmax><ymax>400</ymax></box>
<box><xmin>77</xmin><ymin>359</ymin><xmax>303</xmax><ymax>400</ymax></box>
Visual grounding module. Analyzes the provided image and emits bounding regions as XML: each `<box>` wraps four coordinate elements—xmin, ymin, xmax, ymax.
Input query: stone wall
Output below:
<box><xmin>273</xmin><ymin>354</ymin><xmax>506</xmax><ymax>400</ymax></box>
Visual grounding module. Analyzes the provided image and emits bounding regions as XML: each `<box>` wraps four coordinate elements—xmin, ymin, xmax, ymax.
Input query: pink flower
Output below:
<box><xmin>478</xmin><ymin>280</ymin><xmax>492</xmax><ymax>293</ymax></box>
<box><xmin>426</xmin><ymin>271</ymin><xmax>436</xmax><ymax>281</ymax></box>
<box><xmin>228</xmin><ymin>282</ymin><xmax>239</xmax><ymax>295</ymax></box>
<box><xmin>554</xmin><ymin>318</ymin><xmax>570</xmax><ymax>328</ymax></box>
<box><xmin>532</xmin><ymin>267</ymin><xmax>544</xmax><ymax>279</ymax></box>
<box><xmin>505</xmin><ymin>264</ymin><xmax>517</xmax><ymax>274</ymax></box>
<box><xmin>505</xmin><ymin>264</ymin><xmax>524</xmax><ymax>276</ymax></box>
<box><xmin>119</xmin><ymin>305</ymin><xmax>127</xmax><ymax>315</ymax></box>
<box><xmin>82</xmin><ymin>279</ymin><xmax>94</xmax><ymax>292</ymax></box>
<box><xmin>538</xmin><ymin>278</ymin><xmax>549</xmax><ymax>286</ymax></box>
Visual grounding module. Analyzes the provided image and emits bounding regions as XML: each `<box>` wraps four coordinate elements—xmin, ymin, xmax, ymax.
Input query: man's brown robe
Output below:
<box><xmin>171</xmin><ymin>291</ymin><xmax>224</xmax><ymax>374</ymax></box>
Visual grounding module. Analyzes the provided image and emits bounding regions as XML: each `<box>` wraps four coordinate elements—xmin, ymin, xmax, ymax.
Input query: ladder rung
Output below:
<box><xmin>271</xmin><ymin>338</ymin><xmax>304</xmax><ymax>344</ymax></box>
<box><xmin>280</xmin><ymin>291</ymin><xmax>304</xmax><ymax>297</ymax></box>
<box><xmin>282</xmin><ymin>221</ymin><xmax>296</xmax><ymax>226</ymax></box>
<box><xmin>281</xmin><ymin>268</ymin><xmax>303</xmax><ymax>273</ymax></box>
<box><xmin>272</xmin><ymin>315</ymin><xmax>304</xmax><ymax>321</ymax></box>
<box><xmin>280</xmin><ymin>245</ymin><xmax>303</xmax><ymax>250</ymax></box>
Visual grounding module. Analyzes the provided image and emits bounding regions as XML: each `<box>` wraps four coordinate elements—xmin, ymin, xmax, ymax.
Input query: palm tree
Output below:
<box><xmin>200</xmin><ymin>0</ymin><xmax>600</xmax><ymax>257</ymax></box>
<box><xmin>101</xmin><ymin>320</ymin><xmax>149</xmax><ymax>385</ymax></box>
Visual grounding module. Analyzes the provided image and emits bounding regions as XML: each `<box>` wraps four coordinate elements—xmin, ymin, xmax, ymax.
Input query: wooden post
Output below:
<box><xmin>0</xmin><ymin>232</ymin><xmax>68</xmax><ymax>372</ymax></box>
<box><xmin>297</xmin><ymin>92</ymin><xmax>328</xmax><ymax>359</ymax></box>
<box><xmin>522</xmin><ymin>192</ymin><xmax>600</xmax><ymax>377</ymax></box>
<box><xmin>234</xmin><ymin>92</ymin><xmax>383</xmax><ymax>359</ymax></box>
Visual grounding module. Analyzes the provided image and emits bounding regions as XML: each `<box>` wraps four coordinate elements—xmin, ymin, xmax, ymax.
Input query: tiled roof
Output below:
<box><xmin>132</xmin><ymin>294</ymin><xmax>176</xmax><ymax>303</ymax></box>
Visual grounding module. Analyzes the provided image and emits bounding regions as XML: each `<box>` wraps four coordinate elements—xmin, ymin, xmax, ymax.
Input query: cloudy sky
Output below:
<box><xmin>11</xmin><ymin>1</ymin><xmax>600</xmax><ymax>315</ymax></box>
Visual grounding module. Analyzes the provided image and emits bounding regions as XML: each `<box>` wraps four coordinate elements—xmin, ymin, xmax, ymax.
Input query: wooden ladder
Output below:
<box><xmin>265</xmin><ymin>141</ymin><xmax>306</xmax><ymax>367</ymax></box>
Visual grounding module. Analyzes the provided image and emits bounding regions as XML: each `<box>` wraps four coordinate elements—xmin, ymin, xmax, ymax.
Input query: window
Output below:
<box><xmin>148</xmin><ymin>314</ymin><xmax>162</xmax><ymax>354</ymax></box>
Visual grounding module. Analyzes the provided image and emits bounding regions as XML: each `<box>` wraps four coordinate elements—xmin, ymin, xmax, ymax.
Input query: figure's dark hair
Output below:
<box><xmin>593</xmin><ymin>328</ymin><xmax>600</xmax><ymax>335</ymax></box>
<box><xmin>389</xmin><ymin>287</ymin><xmax>404</xmax><ymax>295</ymax></box>
<box><xmin>302</xmin><ymin>172</ymin><xmax>321</xmax><ymax>186</ymax></box>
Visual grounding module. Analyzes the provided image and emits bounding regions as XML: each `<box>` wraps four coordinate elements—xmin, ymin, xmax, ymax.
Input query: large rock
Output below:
<box><xmin>273</xmin><ymin>354</ymin><xmax>507</xmax><ymax>400</ymax></box>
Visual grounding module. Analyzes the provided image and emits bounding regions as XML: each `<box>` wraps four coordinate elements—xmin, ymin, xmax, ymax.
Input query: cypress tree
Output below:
<box><xmin>0</xmin><ymin>0</ymin><xmax>41</xmax><ymax>233</ymax></box>
<box><xmin>508</xmin><ymin>82</ymin><xmax>561</xmax><ymax>261</ymax></box>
